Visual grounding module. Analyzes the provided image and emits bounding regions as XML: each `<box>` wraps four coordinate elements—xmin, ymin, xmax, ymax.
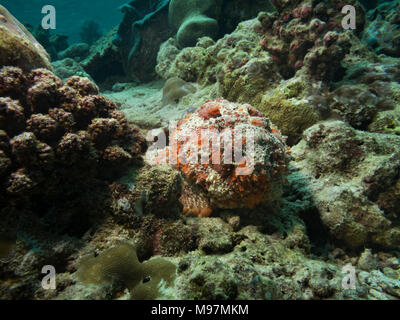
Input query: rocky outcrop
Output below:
<box><xmin>0</xmin><ymin>5</ymin><xmax>52</xmax><ymax>72</ymax></box>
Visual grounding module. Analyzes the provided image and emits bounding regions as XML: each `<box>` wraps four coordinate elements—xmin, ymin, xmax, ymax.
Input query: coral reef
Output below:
<box><xmin>362</xmin><ymin>0</ymin><xmax>400</xmax><ymax>57</ymax></box>
<box><xmin>156</xmin><ymin>37</ymin><xmax>214</xmax><ymax>83</ymax></box>
<box><xmin>257</xmin><ymin>78</ymin><xmax>321</xmax><ymax>145</ymax></box>
<box><xmin>158</xmin><ymin>0</ymin><xmax>365</xmax><ymax>81</ymax></box>
<box><xmin>3</xmin><ymin>206</ymin><xmax>400</xmax><ymax>300</ymax></box>
<box><xmin>335</xmin><ymin>59</ymin><xmax>400</xmax><ymax>134</ymax></box>
<box><xmin>169</xmin><ymin>0</ymin><xmax>275</xmax><ymax>48</ymax></box>
<box><xmin>52</xmin><ymin>58</ymin><xmax>93</xmax><ymax>81</ymax></box>
<box><xmin>175</xmin><ymin>232</ymin><xmax>399</xmax><ymax>300</ymax></box>
<box><xmin>329</xmin><ymin>84</ymin><xmax>380</xmax><ymax>130</ymax></box>
<box><xmin>0</xmin><ymin>5</ymin><xmax>52</xmax><ymax>72</ymax></box>
<box><xmin>291</xmin><ymin>120</ymin><xmax>400</xmax><ymax>249</ymax></box>
<box><xmin>156</xmin><ymin>1</ymin><xmax>371</xmax><ymax>143</ymax></box>
<box><xmin>115</xmin><ymin>0</ymin><xmax>274</xmax><ymax>81</ymax></box>
<box><xmin>1</xmin><ymin>0</ymin><xmax>400</xmax><ymax>302</ymax></box>
<box><xmin>146</xmin><ymin>98</ymin><xmax>289</xmax><ymax>216</ymax></box>
<box><xmin>0</xmin><ymin>66</ymin><xmax>147</xmax><ymax>225</ymax></box>
<box><xmin>58</xmin><ymin>43</ymin><xmax>90</xmax><ymax>62</ymax></box>
<box><xmin>130</xmin><ymin>164</ymin><xmax>184</xmax><ymax>219</ymax></box>
<box><xmin>358</xmin><ymin>248</ymin><xmax>379</xmax><ymax>271</ymax></box>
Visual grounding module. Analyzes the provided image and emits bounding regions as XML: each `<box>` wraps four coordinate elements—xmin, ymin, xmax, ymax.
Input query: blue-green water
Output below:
<box><xmin>0</xmin><ymin>0</ymin><xmax>126</xmax><ymax>43</ymax></box>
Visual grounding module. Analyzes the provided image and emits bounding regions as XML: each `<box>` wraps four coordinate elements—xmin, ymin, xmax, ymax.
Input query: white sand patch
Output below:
<box><xmin>103</xmin><ymin>80</ymin><xmax>192</xmax><ymax>129</ymax></box>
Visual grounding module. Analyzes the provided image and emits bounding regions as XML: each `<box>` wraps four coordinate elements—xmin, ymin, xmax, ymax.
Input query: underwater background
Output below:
<box><xmin>0</xmin><ymin>0</ymin><xmax>399</xmax><ymax>300</ymax></box>
<box><xmin>0</xmin><ymin>0</ymin><xmax>127</xmax><ymax>43</ymax></box>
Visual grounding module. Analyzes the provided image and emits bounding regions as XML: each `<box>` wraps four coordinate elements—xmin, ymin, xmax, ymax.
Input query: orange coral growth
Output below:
<box><xmin>251</xmin><ymin>118</ymin><xmax>265</xmax><ymax>127</ymax></box>
<box><xmin>198</xmin><ymin>103</ymin><xmax>221</xmax><ymax>120</ymax></box>
<box><xmin>248</xmin><ymin>106</ymin><xmax>262</xmax><ymax>117</ymax></box>
<box><xmin>182</xmin><ymin>206</ymin><xmax>212</xmax><ymax>218</ymax></box>
<box><xmin>271</xmin><ymin>126</ymin><xmax>279</xmax><ymax>133</ymax></box>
